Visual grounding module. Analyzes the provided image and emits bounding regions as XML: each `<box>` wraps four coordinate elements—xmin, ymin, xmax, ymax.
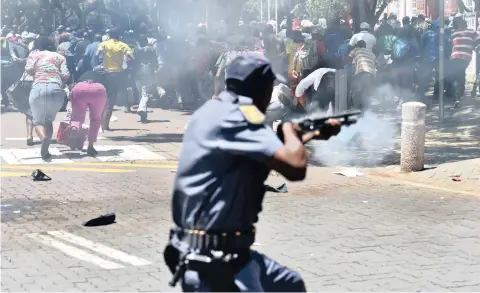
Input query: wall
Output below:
<box><xmin>387</xmin><ymin>0</ymin><xmax>463</xmax><ymax>19</ymax></box>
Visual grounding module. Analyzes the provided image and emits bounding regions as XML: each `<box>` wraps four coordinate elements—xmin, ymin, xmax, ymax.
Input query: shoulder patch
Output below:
<box><xmin>239</xmin><ymin>105</ymin><xmax>265</xmax><ymax>125</ymax></box>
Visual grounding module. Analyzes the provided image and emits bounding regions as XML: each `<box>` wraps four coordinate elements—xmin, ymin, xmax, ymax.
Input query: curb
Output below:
<box><xmin>366</xmin><ymin>169</ymin><xmax>480</xmax><ymax>197</ymax></box>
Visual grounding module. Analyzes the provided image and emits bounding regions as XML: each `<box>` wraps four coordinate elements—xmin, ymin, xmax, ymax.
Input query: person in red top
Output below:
<box><xmin>449</xmin><ymin>18</ymin><xmax>479</xmax><ymax>107</ymax></box>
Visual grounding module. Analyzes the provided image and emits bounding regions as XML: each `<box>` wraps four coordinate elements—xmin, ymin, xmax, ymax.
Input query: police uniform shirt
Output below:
<box><xmin>172</xmin><ymin>91</ymin><xmax>283</xmax><ymax>233</ymax></box>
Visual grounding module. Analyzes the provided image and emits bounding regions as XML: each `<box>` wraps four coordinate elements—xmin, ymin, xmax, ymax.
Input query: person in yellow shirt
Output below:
<box><xmin>285</xmin><ymin>30</ymin><xmax>305</xmax><ymax>108</ymax></box>
<box><xmin>96</xmin><ymin>27</ymin><xmax>134</xmax><ymax>130</ymax></box>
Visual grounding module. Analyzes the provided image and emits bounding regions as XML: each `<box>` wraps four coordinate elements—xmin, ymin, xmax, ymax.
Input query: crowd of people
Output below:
<box><xmin>1</xmin><ymin>11</ymin><xmax>479</xmax><ymax>160</ymax></box>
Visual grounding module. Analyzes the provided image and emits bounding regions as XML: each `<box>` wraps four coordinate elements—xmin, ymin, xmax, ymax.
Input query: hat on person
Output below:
<box><xmin>360</xmin><ymin>22</ymin><xmax>371</xmax><ymax>30</ymax></box>
<box><xmin>225</xmin><ymin>52</ymin><xmax>287</xmax><ymax>84</ymax></box>
<box><xmin>6</xmin><ymin>33</ymin><xmax>13</xmax><ymax>39</ymax></box>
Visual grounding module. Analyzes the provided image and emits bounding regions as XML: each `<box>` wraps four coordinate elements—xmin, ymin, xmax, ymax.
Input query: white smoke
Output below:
<box><xmin>309</xmin><ymin>110</ymin><xmax>398</xmax><ymax>167</ymax></box>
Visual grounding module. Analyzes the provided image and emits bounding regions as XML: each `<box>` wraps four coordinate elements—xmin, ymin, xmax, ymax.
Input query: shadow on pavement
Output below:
<box><xmin>64</xmin><ymin>149</ymin><xmax>125</xmax><ymax>159</ymax></box>
<box><xmin>143</xmin><ymin>119</ymin><xmax>171</xmax><ymax>124</ymax></box>
<box><xmin>425</xmin><ymin>145</ymin><xmax>480</xmax><ymax>165</ymax></box>
<box><xmin>105</xmin><ymin>128</ymin><xmax>146</xmax><ymax>132</ymax></box>
<box><xmin>108</xmin><ymin>133</ymin><xmax>183</xmax><ymax>143</ymax></box>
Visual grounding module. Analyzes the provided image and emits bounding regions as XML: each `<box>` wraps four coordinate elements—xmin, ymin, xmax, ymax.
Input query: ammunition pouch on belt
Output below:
<box><xmin>171</xmin><ymin>226</ymin><xmax>256</xmax><ymax>252</ymax></box>
<box><xmin>164</xmin><ymin>227</ymin><xmax>255</xmax><ymax>291</ymax></box>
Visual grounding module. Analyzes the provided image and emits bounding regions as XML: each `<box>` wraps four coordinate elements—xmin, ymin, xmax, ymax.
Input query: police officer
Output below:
<box><xmin>164</xmin><ymin>53</ymin><xmax>341</xmax><ymax>292</ymax></box>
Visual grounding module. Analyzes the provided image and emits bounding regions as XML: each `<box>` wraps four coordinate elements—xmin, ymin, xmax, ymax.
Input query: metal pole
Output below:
<box><xmin>275</xmin><ymin>0</ymin><xmax>278</xmax><ymax>34</ymax></box>
<box><xmin>206</xmin><ymin>0</ymin><xmax>209</xmax><ymax>30</ymax></box>
<box><xmin>439</xmin><ymin>0</ymin><xmax>445</xmax><ymax>122</ymax></box>
<box><xmin>261</xmin><ymin>0</ymin><xmax>263</xmax><ymax>22</ymax></box>
<box><xmin>268</xmin><ymin>0</ymin><xmax>271</xmax><ymax>22</ymax></box>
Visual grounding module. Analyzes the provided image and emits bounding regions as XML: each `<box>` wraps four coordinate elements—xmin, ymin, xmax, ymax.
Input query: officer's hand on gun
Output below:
<box><xmin>280</xmin><ymin>119</ymin><xmax>341</xmax><ymax>144</ymax></box>
<box><xmin>294</xmin><ymin>118</ymin><xmax>341</xmax><ymax>143</ymax></box>
<box><xmin>276</xmin><ymin>111</ymin><xmax>360</xmax><ymax>143</ymax></box>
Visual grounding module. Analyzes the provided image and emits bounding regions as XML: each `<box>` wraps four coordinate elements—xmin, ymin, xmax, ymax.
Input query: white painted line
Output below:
<box><xmin>0</xmin><ymin>150</ymin><xmax>21</xmax><ymax>164</ymax></box>
<box><xmin>93</xmin><ymin>145</ymin><xmax>166</xmax><ymax>162</ymax></box>
<box><xmin>130</xmin><ymin>145</ymin><xmax>167</xmax><ymax>160</ymax></box>
<box><xmin>0</xmin><ymin>148</ymin><xmax>74</xmax><ymax>165</ymax></box>
<box><xmin>4</xmin><ymin>137</ymin><xmax>107</xmax><ymax>141</ymax></box>
<box><xmin>29</xmin><ymin>233</ymin><xmax>124</xmax><ymax>269</ymax></box>
<box><xmin>5</xmin><ymin>138</ymin><xmax>42</xmax><ymax>142</ymax></box>
<box><xmin>48</xmin><ymin>230</ymin><xmax>152</xmax><ymax>266</ymax></box>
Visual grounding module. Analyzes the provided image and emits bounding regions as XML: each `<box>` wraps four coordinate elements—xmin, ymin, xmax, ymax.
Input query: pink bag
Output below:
<box><xmin>56</xmin><ymin>122</ymin><xmax>88</xmax><ymax>150</ymax></box>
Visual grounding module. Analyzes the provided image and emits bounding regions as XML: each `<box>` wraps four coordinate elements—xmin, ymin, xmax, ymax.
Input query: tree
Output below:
<box><xmin>1</xmin><ymin>0</ymin><xmax>157</xmax><ymax>33</ymax></box>
<box><xmin>349</xmin><ymin>0</ymin><xmax>395</xmax><ymax>32</ymax></box>
<box><xmin>291</xmin><ymin>0</ymin><xmax>347</xmax><ymax>20</ymax></box>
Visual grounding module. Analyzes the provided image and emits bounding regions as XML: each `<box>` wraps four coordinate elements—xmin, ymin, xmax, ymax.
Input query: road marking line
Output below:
<box><xmin>0</xmin><ymin>148</ymin><xmax>74</xmax><ymax>165</ymax></box>
<box><xmin>1</xmin><ymin>166</ymin><xmax>136</xmax><ymax>173</ymax></box>
<box><xmin>93</xmin><ymin>145</ymin><xmax>167</xmax><ymax>162</ymax></box>
<box><xmin>29</xmin><ymin>233</ymin><xmax>125</xmax><ymax>269</ymax></box>
<box><xmin>48</xmin><ymin>230</ymin><xmax>152</xmax><ymax>266</ymax></box>
<box><xmin>0</xmin><ymin>171</ymin><xmax>30</xmax><ymax>178</ymax></box>
<box><xmin>4</xmin><ymin>137</ymin><xmax>107</xmax><ymax>141</ymax></box>
<box><xmin>71</xmin><ymin>162</ymin><xmax>177</xmax><ymax>168</ymax></box>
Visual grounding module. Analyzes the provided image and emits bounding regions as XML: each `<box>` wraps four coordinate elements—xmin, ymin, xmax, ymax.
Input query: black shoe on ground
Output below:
<box><xmin>40</xmin><ymin>139</ymin><xmax>51</xmax><ymax>160</ymax></box>
<box><xmin>87</xmin><ymin>147</ymin><xmax>98</xmax><ymax>156</ymax></box>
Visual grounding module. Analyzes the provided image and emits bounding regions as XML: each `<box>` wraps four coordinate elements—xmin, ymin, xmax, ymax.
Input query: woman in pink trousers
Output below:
<box><xmin>70</xmin><ymin>70</ymin><xmax>108</xmax><ymax>156</ymax></box>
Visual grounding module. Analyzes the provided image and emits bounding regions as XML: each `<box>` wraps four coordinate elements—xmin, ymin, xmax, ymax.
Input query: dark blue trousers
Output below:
<box><xmin>181</xmin><ymin>250</ymin><xmax>306</xmax><ymax>292</ymax></box>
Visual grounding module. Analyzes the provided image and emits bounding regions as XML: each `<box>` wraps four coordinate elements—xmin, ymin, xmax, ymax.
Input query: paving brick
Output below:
<box><xmin>2</xmin><ymin>159</ymin><xmax>480</xmax><ymax>291</ymax></box>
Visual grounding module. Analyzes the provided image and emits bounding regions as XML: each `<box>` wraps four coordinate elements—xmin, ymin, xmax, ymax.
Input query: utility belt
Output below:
<box><xmin>170</xmin><ymin>226</ymin><xmax>256</xmax><ymax>252</ymax></box>
<box><xmin>164</xmin><ymin>227</ymin><xmax>255</xmax><ymax>289</ymax></box>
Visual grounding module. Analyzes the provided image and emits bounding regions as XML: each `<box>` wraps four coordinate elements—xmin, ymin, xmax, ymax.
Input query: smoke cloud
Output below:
<box><xmin>307</xmin><ymin>83</ymin><xmax>400</xmax><ymax>167</ymax></box>
<box><xmin>309</xmin><ymin>110</ymin><xmax>398</xmax><ymax>167</ymax></box>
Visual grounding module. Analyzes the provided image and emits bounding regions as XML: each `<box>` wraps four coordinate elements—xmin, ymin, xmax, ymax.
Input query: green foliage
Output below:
<box><xmin>305</xmin><ymin>0</ymin><xmax>348</xmax><ymax>19</ymax></box>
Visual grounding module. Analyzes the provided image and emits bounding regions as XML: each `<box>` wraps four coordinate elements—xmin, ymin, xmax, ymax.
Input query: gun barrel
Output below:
<box><xmin>298</xmin><ymin>110</ymin><xmax>361</xmax><ymax>131</ymax></box>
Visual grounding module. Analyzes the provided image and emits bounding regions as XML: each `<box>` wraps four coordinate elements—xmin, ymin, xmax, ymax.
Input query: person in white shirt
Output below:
<box><xmin>265</xmin><ymin>83</ymin><xmax>291</xmax><ymax>128</ymax></box>
<box><xmin>349</xmin><ymin>22</ymin><xmax>377</xmax><ymax>52</ymax></box>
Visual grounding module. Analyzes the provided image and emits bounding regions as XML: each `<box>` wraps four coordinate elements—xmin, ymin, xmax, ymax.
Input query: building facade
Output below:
<box><xmin>386</xmin><ymin>0</ymin><xmax>471</xmax><ymax>19</ymax></box>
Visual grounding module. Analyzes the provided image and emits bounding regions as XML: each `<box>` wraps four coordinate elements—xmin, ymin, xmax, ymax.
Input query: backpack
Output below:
<box><xmin>378</xmin><ymin>35</ymin><xmax>397</xmax><ymax>54</ymax></box>
<box><xmin>325</xmin><ymin>33</ymin><xmax>344</xmax><ymax>58</ymax></box>
<box><xmin>392</xmin><ymin>39</ymin><xmax>412</xmax><ymax>59</ymax></box>
<box><xmin>337</xmin><ymin>40</ymin><xmax>350</xmax><ymax>58</ymax></box>
<box><xmin>67</xmin><ymin>39</ymin><xmax>81</xmax><ymax>57</ymax></box>
<box><xmin>293</xmin><ymin>40</ymin><xmax>317</xmax><ymax>71</ymax></box>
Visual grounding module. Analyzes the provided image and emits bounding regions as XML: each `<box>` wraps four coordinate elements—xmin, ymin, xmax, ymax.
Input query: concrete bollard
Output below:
<box><xmin>334</xmin><ymin>69</ymin><xmax>348</xmax><ymax>113</ymax></box>
<box><xmin>400</xmin><ymin>102</ymin><xmax>427</xmax><ymax>172</ymax></box>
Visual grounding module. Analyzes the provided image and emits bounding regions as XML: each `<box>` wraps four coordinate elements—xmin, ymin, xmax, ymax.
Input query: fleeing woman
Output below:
<box><xmin>26</xmin><ymin>36</ymin><xmax>70</xmax><ymax>160</ymax></box>
<box><xmin>70</xmin><ymin>70</ymin><xmax>108</xmax><ymax>156</ymax></box>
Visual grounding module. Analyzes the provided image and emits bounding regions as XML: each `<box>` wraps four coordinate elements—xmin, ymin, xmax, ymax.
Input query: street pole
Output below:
<box><xmin>275</xmin><ymin>0</ymin><xmax>278</xmax><ymax>34</ymax></box>
<box><xmin>206</xmin><ymin>0</ymin><xmax>209</xmax><ymax>30</ymax></box>
<box><xmin>261</xmin><ymin>0</ymin><xmax>263</xmax><ymax>22</ymax></box>
<box><xmin>268</xmin><ymin>0</ymin><xmax>271</xmax><ymax>22</ymax></box>
<box><xmin>439</xmin><ymin>0</ymin><xmax>445</xmax><ymax>122</ymax></box>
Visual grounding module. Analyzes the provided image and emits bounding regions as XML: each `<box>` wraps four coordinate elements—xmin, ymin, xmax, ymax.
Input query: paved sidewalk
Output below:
<box><xmin>367</xmin><ymin>159</ymin><xmax>480</xmax><ymax>194</ymax></box>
